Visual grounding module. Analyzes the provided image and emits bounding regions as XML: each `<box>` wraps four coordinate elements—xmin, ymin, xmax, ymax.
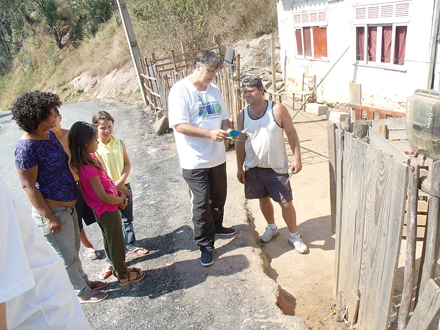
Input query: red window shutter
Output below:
<box><xmin>313</xmin><ymin>27</ymin><xmax>328</xmax><ymax>59</ymax></box>
<box><xmin>356</xmin><ymin>27</ymin><xmax>365</xmax><ymax>61</ymax></box>
<box><xmin>394</xmin><ymin>26</ymin><xmax>407</xmax><ymax>65</ymax></box>
<box><xmin>304</xmin><ymin>27</ymin><xmax>312</xmax><ymax>57</ymax></box>
<box><xmin>367</xmin><ymin>26</ymin><xmax>377</xmax><ymax>62</ymax></box>
<box><xmin>295</xmin><ymin>29</ymin><xmax>303</xmax><ymax>55</ymax></box>
<box><xmin>381</xmin><ymin>26</ymin><xmax>392</xmax><ymax>63</ymax></box>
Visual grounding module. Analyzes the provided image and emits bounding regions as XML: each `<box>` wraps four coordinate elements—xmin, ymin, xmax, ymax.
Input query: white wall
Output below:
<box><xmin>277</xmin><ymin>0</ymin><xmax>436</xmax><ymax>110</ymax></box>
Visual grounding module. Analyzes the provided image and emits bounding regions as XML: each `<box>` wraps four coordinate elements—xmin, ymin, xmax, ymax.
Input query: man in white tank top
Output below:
<box><xmin>235</xmin><ymin>76</ymin><xmax>308</xmax><ymax>254</ymax></box>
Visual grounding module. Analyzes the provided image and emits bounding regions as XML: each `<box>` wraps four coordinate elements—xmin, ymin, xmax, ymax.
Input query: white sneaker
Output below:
<box><xmin>288</xmin><ymin>234</ymin><xmax>308</xmax><ymax>254</ymax></box>
<box><xmin>259</xmin><ymin>225</ymin><xmax>280</xmax><ymax>243</ymax></box>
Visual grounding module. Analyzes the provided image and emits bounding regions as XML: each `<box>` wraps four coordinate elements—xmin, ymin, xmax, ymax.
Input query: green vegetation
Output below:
<box><xmin>0</xmin><ymin>0</ymin><xmax>276</xmax><ymax>109</ymax></box>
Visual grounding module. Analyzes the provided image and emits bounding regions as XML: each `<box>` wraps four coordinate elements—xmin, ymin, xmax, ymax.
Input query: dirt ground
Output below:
<box><xmin>225</xmin><ymin>96</ymin><xmax>350</xmax><ymax>330</ymax></box>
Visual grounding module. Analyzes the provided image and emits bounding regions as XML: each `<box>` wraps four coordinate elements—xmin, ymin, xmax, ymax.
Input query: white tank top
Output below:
<box><xmin>243</xmin><ymin>100</ymin><xmax>289</xmax><ymax>174</ymax></box>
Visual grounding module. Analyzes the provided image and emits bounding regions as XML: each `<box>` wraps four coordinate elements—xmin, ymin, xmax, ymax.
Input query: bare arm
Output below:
<box><xmin>274</xmin><ymin>103</ymin><xmax>302</xmax><ymax>174</ymax></box>
<box><xmin>0</xmin><ymin>302</ymin><xmax>6</xmax><ymax>330</ymax></box>
<box><xmin>235</xmin><ymin>111</ymin><xmax>247</xmax><ymax>184</ymax></box>
<box><xmin>88</xmin><ymin>176</ymin><xmax>125</xmax><ymax>205</ymax></box>
<box><xmin>221</xmin><ymin>119</ymin><xmax>232</xmax><ymax>131</ymax></box>
<box><xmin>16</xmin><ymin>167</ymin><xmax>62</xmax><ymax>233</ymax></box>
<box><xmin>114</xmin><ymin>140</ymin><xmax>131</xmax><ymax>196</ymax></box>
<box><xmin>175</xmin><ymin>123</ymin><xmax>229</xmax><ymax>142</ymax></box>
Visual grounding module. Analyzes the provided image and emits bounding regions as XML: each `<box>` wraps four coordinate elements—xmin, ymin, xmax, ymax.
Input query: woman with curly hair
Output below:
<box><xmin>11</xmin><ymin>91</ymin><xmax>109</xmax><ymax>304</ymax></box>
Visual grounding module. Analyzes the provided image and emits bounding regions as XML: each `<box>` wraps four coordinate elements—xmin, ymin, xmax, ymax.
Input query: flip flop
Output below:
<box><xmin>128</xmin><ymin>247</ymin><xmax>149</xmax><ymax>256</ymax></box>
<box><xmin>90</xmin><ymin>281</ymin><xmax>108</xmax><ymax>290</ymax></box>
<box><xmin>79</xmin><ymin>291</ymin><xmax>109</xmax><ymax>304</ymax></box>
<box><xmin>99</xmin><ymin>266</ymin><xmax>114</xmax><ymax>280</ymax></box>
<box><xmin>83</xmin><ymin>250</ymin><xmax>102</xmax><ymax>260</ymax></box>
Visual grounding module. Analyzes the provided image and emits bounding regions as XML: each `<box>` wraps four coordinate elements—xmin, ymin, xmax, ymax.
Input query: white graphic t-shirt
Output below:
<box><xmin>168</xmin><ymin>76</ymin><xmax>230</xmax><ymax>169</ymax></box>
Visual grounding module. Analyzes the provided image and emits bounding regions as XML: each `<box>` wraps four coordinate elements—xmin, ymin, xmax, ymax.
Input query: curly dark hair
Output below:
<box><xmin>10</xmin><ymin>91</ymin><xmax>62</xmax><ymax>133</ymax></box>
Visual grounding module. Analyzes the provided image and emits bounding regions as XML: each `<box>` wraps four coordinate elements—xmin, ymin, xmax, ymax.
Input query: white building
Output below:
<box><xmin>277</xmin><ymin>0</ymin><xmax>440</xmax><ymax>110</ymax></box>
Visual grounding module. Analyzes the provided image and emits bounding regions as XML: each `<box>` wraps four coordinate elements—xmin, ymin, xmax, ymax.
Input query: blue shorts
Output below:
<box><xmin>244</xmin><ymin>167</ymin><xmax>293</xmax><ymax>203</ymax></box>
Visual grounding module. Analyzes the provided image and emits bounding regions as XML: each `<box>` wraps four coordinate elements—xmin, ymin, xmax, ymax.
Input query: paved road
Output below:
<box><xmin>0</xmin><ymin>100</ymin><xmax>308</xmax><ymax>329</ymax></box>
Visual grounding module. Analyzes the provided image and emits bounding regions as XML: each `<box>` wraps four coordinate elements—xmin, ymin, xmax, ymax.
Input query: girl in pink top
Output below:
<box><xmin>69</xmin><ymin>121</ymin><xmax>145</xmax><ymax>287</ymax></box>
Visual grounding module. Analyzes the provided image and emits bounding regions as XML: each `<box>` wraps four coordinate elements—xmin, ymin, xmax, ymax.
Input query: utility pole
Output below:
<box><xmin>115</xmin><ymin>0</ymin><xmax>147</xmax><ymax>106</ymax></box>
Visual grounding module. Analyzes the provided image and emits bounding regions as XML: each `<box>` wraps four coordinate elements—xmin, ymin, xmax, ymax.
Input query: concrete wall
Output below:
<box><xmin>277</xmin><ymin>0</ymin><xmax>436</xmax><ymax>110</ymax></box>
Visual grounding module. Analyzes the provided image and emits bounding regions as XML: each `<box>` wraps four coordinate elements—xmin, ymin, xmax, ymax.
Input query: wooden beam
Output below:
<box><xmin>327</xmin><ymin>123</ymin><xmax>337</xmax><ymax>233</ymax></box>
<box><xmin>406</xmin><ymin>279</ymin><xmax>440</xmax><ymax>330</ymax></box>
<box><xmin>350</xmin><ymin>103</ymin><xmax>406</xmax><ymax>118</ymax></box>
<box><xmin>397</xmin><ymin>165</ymin><xmax>419</xmax><ymax>330</ymax></box>
<box><xmin>271</xmin><ymin>33</ymin><xmax>276</xmax><ymax>93</ymax></box>
<box><xmin>418</xmin><ymin>161</ymin><xmax>440</xmax><ymax>303</ymax></box>
<box><xmin>333</xmin><ymin>125</ymin><xmax>344</xmax><ymax>296</ymax></box>
<box><xmin>369</xmin><ymin>129</ymin><xmax>409</xmax><ymax>163</ymax></box>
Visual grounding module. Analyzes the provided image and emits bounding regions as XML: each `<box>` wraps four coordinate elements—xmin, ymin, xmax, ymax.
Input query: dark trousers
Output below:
<box><xmin>94</xmin><ymin>210</ymin><xmax>127</xmax><ymax>278</ymax></box>
<box><xmin>182</xmin><ymin>162</ymin><xmax>227</xmax><ymax>250</ymax></box>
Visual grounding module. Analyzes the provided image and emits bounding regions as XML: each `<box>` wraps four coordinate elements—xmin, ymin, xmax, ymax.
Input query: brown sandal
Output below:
<box><xmin>118</xmin><ymin>267</ymin><xmax>145</xmax><ymax>287</ymax></box>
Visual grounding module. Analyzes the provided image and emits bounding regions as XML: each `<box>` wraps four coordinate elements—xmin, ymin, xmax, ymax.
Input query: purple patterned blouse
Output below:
<box><xmin>15</xmin><ymin>130</ymin><xmax>77</xmax><ymax>202</ymax></box>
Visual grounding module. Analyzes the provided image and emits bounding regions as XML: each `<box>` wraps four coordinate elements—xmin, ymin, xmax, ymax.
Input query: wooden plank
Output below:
<box><xmin>406</xmin><ymin>279</ymin><xmax>440</xmax><ymax>330</ymax></box>
<box><xmin>369</xmin><ymin>129</ymin><xmax>409</xmax><ymax>163</ymax></box>
<box><xmin>328</xmin><ymin>123</ymin><xmax>337</xmax><ymax>233</ymax></box>
<box><xmin>379</xmin><ymin>125</ymin><xmax>388</xmax><ymax>139</ymax></box>
<box><xmin>370</xmin><ymin>118</ymin><xmax>406</xmax><ymax>131</ymax></box>
<box><xmin>337</xmin><ymin>133</ymin><xmax>368</xmax><ymax>317</ymax></box>
<box><xmin>357</xmin><ymin>150</ymin><xmax>408</xmax><ymax>330</ymax></box>
<box><xmin>397</xmin><ymin>165</ymin><xmax>419</xmax><ymax>330</ymax></box>
<box><xmin>418</xmin><ymin>161</ymin><xmax>440</xmax><ymax>303</ymax></box>
<box><xmin>348</xmin><ymin>289</ymin><xmax>360</xmax><ymax>324</ymax></box>
<box><xmin>350</xmin><ymin>103</ymin><xmax>406</xmax><ymax>118</ymax></box>
<box><xmin>333</xmin><ymin>126</ymin><xmax>344</xmax><ymax>296</ymax></box>
<box><xmin>349</xmin><ymin>82</ymin><xmax>362</xmax><ymax>104</ymax></box>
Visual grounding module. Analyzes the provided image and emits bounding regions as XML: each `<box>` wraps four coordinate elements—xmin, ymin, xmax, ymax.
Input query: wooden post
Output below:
<box><xmin>398</xmin><ymin>165</ymin><xmax>419</xmax><ymax>330</ymax></box>
<box><xmin>236</xmin><ymin>54</ymin><xmax>241</xmax><ymax>116</ymax></box>
<box><xmin>333</xmin><ymin>125</ymin><xmax>344</xmax><ymax>296</ymax></box>
<box><xmin>271</xmin><ymin>33</ymin><xmax>277</xmax><ymax>94</ymax></box>
<box><xmin>418</xmin><ymin>161</ymin><xmax>440</xmax><ymax>303</ymax></box>
<box><xmin>181</xmin><ymin>42</ymin><xmax>188</xmax><ymax>69</ymax></box>
<box><xmin>171</xmin><ymin>50</ymin><xmax>178</xmax><ymax>72</ymax></box>
<box><xmin>328</xmin><ymin>123</ymin><xmax>337</xmax><ymax>233</ymax></box>
<box><xmin>406</xmin><ymin>279</ymin><xmax>440</xmax><ymax>330</ymax></box>
<box><xmin>115</xmin><ymin>0</ymin><xmax>147</xmax><ymax>106</ymax></box>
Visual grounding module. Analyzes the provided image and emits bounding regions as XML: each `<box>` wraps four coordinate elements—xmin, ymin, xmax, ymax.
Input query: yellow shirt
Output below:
<box><xmin>94</xmin><ymin>136</ymin><xmax>130</xmax><ymax>184</ymax></box>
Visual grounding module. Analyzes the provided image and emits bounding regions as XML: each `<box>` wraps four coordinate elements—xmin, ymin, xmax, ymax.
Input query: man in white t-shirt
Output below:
<box><xmin>0</xmin><ymin>177</ymin><xmax>91</xmax><ymax>330</ymax></box>
<box><xmin>235</xmin><ymin>76</ymin><xmax>308</xmax><ymax>254</ymax></box>
<box><xmin>168</xmin><ymin>50</ymin><xmax>236</xmax><ymax>267</ymax></box>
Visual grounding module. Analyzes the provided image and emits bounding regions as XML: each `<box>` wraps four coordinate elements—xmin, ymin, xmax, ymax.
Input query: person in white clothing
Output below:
<box><xmin>168</xmin><ymin>50</ymin><xmax>236</xmax><ymax>267</ymax></box>
<box><xmin>235</xmin><ymin>75</ymin><xmax>308</xmax><ymax>254</ymax></box>
<box><xmin>0</xmin><ymin>177</ymin><xmax>91</xmax><ymax>330</ymax></box>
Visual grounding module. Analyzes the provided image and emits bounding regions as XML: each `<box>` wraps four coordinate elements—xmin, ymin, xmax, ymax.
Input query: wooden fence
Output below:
<box><xmin>139</xmin><ymin>46</ymin><xmax>243</xmax><ymax>133</ymax></box>
<box><xmin>329</xmin><ymin>118</ymin><xmax>440</xmax><ymax>330</ymax></box>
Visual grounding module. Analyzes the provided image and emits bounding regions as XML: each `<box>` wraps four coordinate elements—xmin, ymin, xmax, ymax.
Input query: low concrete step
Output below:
<box><xmin>305</xmin><ymin>103</ymin><xmax>328</xmax><ymax>115</ymax></box>
<box><xmin>327</xmin><ymin>110</ymin><xmax>350</xmax><ymax>122</ymax></box>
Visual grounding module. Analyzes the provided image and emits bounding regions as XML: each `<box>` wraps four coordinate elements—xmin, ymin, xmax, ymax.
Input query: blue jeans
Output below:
<box><xmin>121</xmin><ymin>183</ymin><xmax>136</xmax><ymax>251</ymax></box>
<box><xmin>32</xmin><ymin>206</ymin><xmax>91</xmax><ymax>298</ymax></box>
